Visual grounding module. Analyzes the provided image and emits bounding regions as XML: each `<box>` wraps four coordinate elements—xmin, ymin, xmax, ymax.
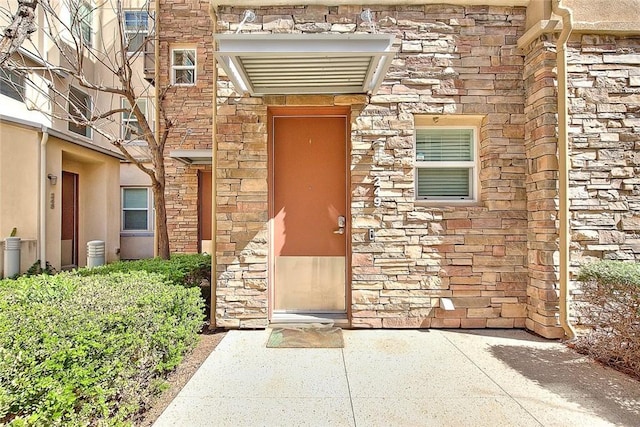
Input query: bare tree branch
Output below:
<box><xmin>1</xmin><ymin>0</ymin><xmax>172</xmax><ymax>258</ymax></box>
<box><xmin>0</xmin><ymin>0</ymin><xmax>38</xmax><ymax>67</ymax></box>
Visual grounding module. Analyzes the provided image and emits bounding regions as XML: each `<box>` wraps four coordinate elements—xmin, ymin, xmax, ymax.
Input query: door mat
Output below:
<box><xmin>267</xmin><ymin>327</ymin><xmax>344</xmax><ymax>348</ymax></box>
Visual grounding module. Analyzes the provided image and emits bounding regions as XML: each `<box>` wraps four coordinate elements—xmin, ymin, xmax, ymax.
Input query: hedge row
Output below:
<box><xmin>575</xmin><ymin>260</ymin><xmax>640</xmax><ymax>378</ymax></box>
<box><xmin>0</xmin><ymin>271</ymin><xmax>204</xmax><ymax>426</ymax></box>
<box><xmin>77</xmin><ymin>254</ymin><xmax>211</xmax><ymax>288</ymax></box>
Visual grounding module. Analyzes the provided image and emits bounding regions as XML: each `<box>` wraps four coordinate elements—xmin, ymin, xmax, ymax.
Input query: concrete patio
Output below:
<box><xmin>153</xmin><ymin>329</ymin><xmax>640</xmax><ymax>426</ymax></box>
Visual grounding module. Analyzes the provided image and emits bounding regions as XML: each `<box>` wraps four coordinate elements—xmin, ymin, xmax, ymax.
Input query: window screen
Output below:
<box><xmin>123</xmin><ymin>188</ymin><xmax>149</xmax><ymax>230</ymax></box>
<box><xmin>415</xmin><ymin>128</ymin><xmax>476</xmax><ymax>201</ymax></box>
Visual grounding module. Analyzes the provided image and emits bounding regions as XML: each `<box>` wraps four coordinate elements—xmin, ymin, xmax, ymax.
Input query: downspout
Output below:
<box><xmin>153</xmin><ymin>0</ymin><xmax>160</xmax><ymax>258</ymax></box>
<box><xmin>39</xmin><ymin>129</ymin><xmax>49</xmax><ymax>269</ymax></box>
<box><xmin>209</xmin><ymin>4</ymin><xmax>218</xmax><ymax>327</ymax></box>
<box><xmin>552</xmin><ymin>0</ymin><xmax>576</xmax><ymax>340</ymax></box>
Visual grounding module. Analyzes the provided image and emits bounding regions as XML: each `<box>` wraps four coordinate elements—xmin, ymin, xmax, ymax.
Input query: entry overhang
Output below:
<box><xmin>169</xmin><ymin>149</ymin><xmax>212</xmax><ymax>164</ymax></box>
<box><xmin>214</xmin><ymin>33</ymin><xmax>395</xmax><ymax>96</ymax></box>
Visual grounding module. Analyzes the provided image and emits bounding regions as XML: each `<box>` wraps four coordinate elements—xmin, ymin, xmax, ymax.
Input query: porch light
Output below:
<box><xmin>47</xmin><ymin>174</ymin><xmax>57</xmax><ymax>185</ymax></box>
<box><xmin>214</xmin><ymin>33</ymin><xmax>395</xmax><ymax>96</ymax></box>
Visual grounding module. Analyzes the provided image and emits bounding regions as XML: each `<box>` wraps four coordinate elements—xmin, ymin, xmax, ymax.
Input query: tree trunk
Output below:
<box><xmin>152</xmin><ymin>151</ymin><xmax>170</xmax><ymax>259</ymax></box>
<box><xmin>153</xmin><ymin>179</ymin><xmax>170</xmax><ymax>259</ymax></box>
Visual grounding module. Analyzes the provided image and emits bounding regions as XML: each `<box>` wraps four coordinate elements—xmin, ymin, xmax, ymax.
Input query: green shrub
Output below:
<box><xmin>78</xmin><ymin>254</ymin><xmax>212</xmax><ymax>318</ymax></box>
<box><xmin>77</xmin><ymin>254</ymin><xmax>211</xmax><ymax>288</ymax></box>
<box><xmin>0</xmin><ymin>271</ymin><xmax>204</xmax><ymax>426</ymax></box>
<box><xmin>574</xmin><ymin>260</ymin><xmax>640</xmax><ymax>378</ymax></box>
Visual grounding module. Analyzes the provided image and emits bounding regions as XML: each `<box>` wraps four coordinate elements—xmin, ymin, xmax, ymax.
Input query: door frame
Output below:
<box><xmin>61</xmin><ymin>171</ymin><xmax>79</xmax><ymax>269</ymax></box>
<box><xmin>267</xmin><ymin>106</ymin><xmax>352</xmax><ymax>325</ymax></box>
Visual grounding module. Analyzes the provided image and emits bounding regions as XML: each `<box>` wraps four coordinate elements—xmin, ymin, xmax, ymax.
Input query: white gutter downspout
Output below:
<box><xmin>39</xmin><ymin>130</ymin><xmax>49</xmax><ymax>269</ymax></box>
<box><xmin>552</xmin><ymin>0</ymin><xmax>577</xmax><ymax>340</ymax></box>
<box><xmin>153</xmin><ymin>0</ymin><xmax>161</xmax><ymax>258</ymax></box>
<box><xmin>209</xmin><ymin>5</ymin><xmax>218</xmax><ymax>328</ymax></box>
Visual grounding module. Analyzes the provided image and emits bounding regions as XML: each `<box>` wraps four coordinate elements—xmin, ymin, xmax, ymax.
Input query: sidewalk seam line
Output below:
<box><xmin>441</xmin><ymin>331</ymin><xmax>544</xmax><ymax>427</ymax></box>
<box><xmin>341</xmin><ymin>348</ymin><xmax>358</xmax><ymax>427</ymax></box>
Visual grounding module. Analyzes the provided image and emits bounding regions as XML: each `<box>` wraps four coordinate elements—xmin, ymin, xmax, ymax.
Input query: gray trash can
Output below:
<box><xmin>87</xmin><ymin>240</ymin><xmax>105</xmax><ymax>268</ymax></box>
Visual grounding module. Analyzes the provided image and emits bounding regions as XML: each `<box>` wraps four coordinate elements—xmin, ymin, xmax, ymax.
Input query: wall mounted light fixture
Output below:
<box><xmin>236</xmin><ymin>10</ymin><xmax>256</xmax><ymax>33</ymax></box>
<box><xmin>47</xmin><ymin>174</ymin><xmax>57</xmax><ymax>185</ymax></box>
<box><xmin>361</xmin><ymin>9</ymin><xmax>377</xmax><ymax>33</ymax></box>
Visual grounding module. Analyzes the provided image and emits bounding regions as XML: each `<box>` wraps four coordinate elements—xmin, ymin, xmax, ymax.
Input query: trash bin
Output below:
<box><xmin>3</xmin><ymin>237</ymin><xmax>21</xmax><ymax>278</ymax></box>
<box><xmin>87</xmin><ymin>240</ymin><xmax>105</xmax><ymax>268</ymax></box>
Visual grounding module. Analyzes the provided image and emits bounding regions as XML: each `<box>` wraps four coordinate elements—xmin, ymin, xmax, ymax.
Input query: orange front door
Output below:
<box><xmin>272</xmin><ymin>110</ymin><xmax>348</xmax><ymax>314</ymax></box>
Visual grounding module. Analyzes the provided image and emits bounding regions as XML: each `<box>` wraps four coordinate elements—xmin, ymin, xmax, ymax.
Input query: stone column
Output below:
<box><xmin>522</xmin><ymin>35</ymin><xmax>565</xmax><ymax>338</ymax></box>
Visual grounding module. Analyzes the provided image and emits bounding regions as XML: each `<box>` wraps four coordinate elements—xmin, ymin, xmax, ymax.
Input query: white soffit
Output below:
<box><xmin>214</xmin><ymin>33</ymin><xmax>396</xmax><ymax>96</ymax></box>
<box><xmin>169</xmin><ymin>149</ymin><xmax>212</xmax><ymax>164</ymax></box>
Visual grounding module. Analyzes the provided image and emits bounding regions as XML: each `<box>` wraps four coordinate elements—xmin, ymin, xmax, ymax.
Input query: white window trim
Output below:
<box><xmin>121</xmin><ymin>187</ymin><xmax>154</xmax><ymax>233</ymax></box>
<box><xmin>68</xmin><ymin>86</ymin><xmax>92</xmax><ymax>139</ymax></box>
<box><xmin>171</xmin><ymin>48</ymin><xmax>197</xmax><ymax>86</ymax></box>
<box><xmin>0</xmin><ymin>68</ymin><xmax>25</xmax><ymax>102</ymax></box>
<box><xmin>71</xmin><ymin>0</ymin><xmax>93</xmax><ymax>48</ymax></box>
<box><xmin>121</xmin><ymin>97</ymin><xmax>148</xmax><ymax>141</ymax></box>
<box><xmin>124</xmin><ymin>10</ymin><xmax>149</xmax><ymax>54</ymax></box>
<box><xmin>414</xmin><ymin>125</ymin><xmax>479</xmax><ymax>203</ymax></box>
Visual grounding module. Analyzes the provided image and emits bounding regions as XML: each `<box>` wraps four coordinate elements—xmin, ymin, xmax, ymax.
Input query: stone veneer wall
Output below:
<box><xmin>213</xmin><ymin>4</ymin><xmax>533</xmax><ymax>329</ymax></box>
<box><xmin>159</xmin><ymin>0</ymin><xmax>214</xmax><ymax>253</ymax></box>
<box><xmin>521</xmin><ymin>35</ymin><xmax>564</xmax><ymax>338</ymax></box>
<box><xmin>566</xmin><ymin>35</ymin><xmax>640</xmax><ymax>315</ymax></box>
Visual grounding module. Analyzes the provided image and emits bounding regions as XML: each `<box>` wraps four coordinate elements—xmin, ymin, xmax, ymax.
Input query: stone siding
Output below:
<box><xmin>566</xmin><ymin>35</ymin><xmax>640</xmax><ymax>319</ymax></box>
<box><xmin>521</xmin><ymin>35</ymin><xmax>564</xmax><ymax>338</ymax></box>
<box><xmin>158</xmin><ymin>0</ymin><xmax>214</xmax><ymax>254</ymax></box>
<box><xmin>214</xmin><ymin>5</ymin><xmax>532</xmax><ymax>330</ymax></box>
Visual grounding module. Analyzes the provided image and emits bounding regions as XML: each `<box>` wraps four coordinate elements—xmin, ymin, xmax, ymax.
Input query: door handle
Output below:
<box><xmin>334</xmin><ymin>215</ymin><xmax>346</xmax><ymax>234</ymax></box>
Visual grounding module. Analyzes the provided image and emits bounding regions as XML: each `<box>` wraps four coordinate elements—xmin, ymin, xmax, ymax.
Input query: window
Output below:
<box><xmin>68</xmin><ymin>86</ymin><xmax>92</xmax><ymax>137</ymax></box>
<box><xmin>71</xmin><ymin>0</ymin><xmax>93</xmax><ymax>47</ymax></box>
<box><xmin>122</xmin><ymin>188</ymin><xmax>152</xmax><ymax>231</ymax></box>
<box><xmin>121</xmin><ymin>98</ymin><xmax>147</xmax><ymax>140</ymax></box>
<box><xmin>0</xmin><ymin>68</ymin><xmax>25</xmax><ymax>101</ymax></box>
<box><xmin>415</xmin><ymin>127</ymin><xmax>477</xmax><ymax>201</ymax></box>
<box><xmin>124</xmin><ymin>11</ymin><xmax>148</xmax><ymax>53</ymax></box>
<box><xmin>171</xmin><ymin>48</ymin><xmax>196</xmax><ymax>85</ymax></box>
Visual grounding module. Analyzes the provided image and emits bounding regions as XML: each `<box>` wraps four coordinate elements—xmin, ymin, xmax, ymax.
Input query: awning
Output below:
<box><xmin>214</xmin><ymin>33</ymin><xmax>395</xmax><ymax>96</ymax></box>
<box><xmin>169</xmin><ymin>149</ymin><xmax>212</xmax><ymax>164</ymax></box>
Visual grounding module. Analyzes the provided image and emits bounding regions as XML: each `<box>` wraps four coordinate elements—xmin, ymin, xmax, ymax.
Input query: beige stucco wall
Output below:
<box><xmin>119</xmin><ymin>162</ymin><xmax>154</xmax><ymax>260</ymax></box>
<box><xmin>0</xmin><ymin>118</ymin><xmax>121</xmax><ymax>274</ymax></box>
<box><xmin>47</xmin><ymin>139</ymin><xmax>121</xmax><ymax>269</ymax></box>
<box><xmin>0</xmin><ymin>122</ymin><xmax>40</xmax><ymax>276</ymax></box>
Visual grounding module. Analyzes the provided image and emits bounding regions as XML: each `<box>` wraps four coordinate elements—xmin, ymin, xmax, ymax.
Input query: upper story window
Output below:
<box><xmin>171</xmin><ymin>48</ymin><xmax>196</xmax><ymax>85</ymax></box>
<box><xmin>415</xmin><ymin>127</ymin><xmax>478</xmax><ymax>202</ymax></box>
<box><xmin>122</xmin><ymin>187</ymin><xmax>153</xmax><ymax>231</ymax></box>
<box><xmin>0</xmin><ymin>68</ymin><xmax>25</xmax><ymax>102</ymax></box>
<box><xmin>121</xmin><ymin>98</ymin><xmax>147</xmax><ymax>140</ymax></box>
<box><xmin>68</xmin><ymin>86</ymin><xmax>92</xmax><ymax>138</ymax></box>
<box><xmin>124</xmin><ymin>11</ymin><xmax>149</xmax><ymax>53</ymax></box>
<box><xmin>71</xmin><ymin>0</ymin><xmax>93</xmax><ymax>48</ymax></box>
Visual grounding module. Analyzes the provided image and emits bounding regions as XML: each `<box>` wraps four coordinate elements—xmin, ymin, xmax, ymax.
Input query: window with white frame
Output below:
<box><xmin>122</xmin><ymin>187</ymin><xmax>153</xmax><ymax>231</ymax></box>
<box><xmin>121</xmin><ymin>98</ymin><xmax>147</xmax><ymax>140</ymax></box>
<box><xmin>124</xmin><ymin>11</ymin><xmax>148</xmax><ymax>53</ymax></box>
<box><xmin>171</xmin><ymin>48</ymin><xmax>196</xmax><ymax>85</ymax></box>
<box><xmin>0</xmin><ymin>68</ymin><xmax>25</xmax><ymax>101</ymax></box>
<box><xmin>71</xmin><ymin>0</ymin><xmax>93</xmax><ymax>47</ymax></box>
<box><xmin>415</xmin><ymin>127</ymin><xmax>478</xmax><ymax>201</ymax></box>
<box><xmin>68</xmin><ymin>86</ymin><xmax>92</xmax><ymax>138</ymax></box>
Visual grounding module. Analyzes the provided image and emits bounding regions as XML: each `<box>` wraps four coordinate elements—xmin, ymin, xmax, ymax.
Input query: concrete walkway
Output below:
<box><xmin>153</xmin><ymin>329</ymin><xmax>640</xmax><ymax>426</ymax></box>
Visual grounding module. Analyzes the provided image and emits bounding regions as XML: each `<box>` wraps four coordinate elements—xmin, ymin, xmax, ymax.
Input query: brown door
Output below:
<box><xmin>272</xmin><ymin>110</ymin><xmax>348</xmax><ymax>314</ymax></box>
<box><xmin>61</xmin><ymin>171</ymin><xmax>78</xmax><ymax>268</ymax></box>
<box><xmin>198</xmin><ymin>170</ymin><xmax>212</xmax><ymax>254</ymax></box>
